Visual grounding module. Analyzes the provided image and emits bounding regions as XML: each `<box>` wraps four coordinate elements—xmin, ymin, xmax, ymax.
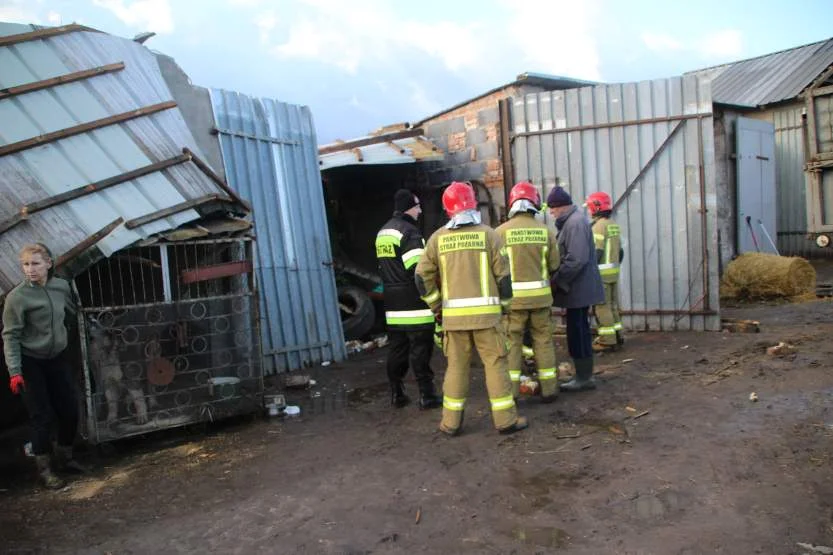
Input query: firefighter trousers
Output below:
<box><xmin>440</xmin><ymin>326</ymin><xmax>518</xmax><ymax>433</ymax></box>
<box><xmin>507</xmin><ymin>308</ymin><xmax>557</xmax><ymax>398</ymax></box>
<box><xmin>594</xmin><ymin>282</ymin><xmax>622</xmax><ymax>346</ymax></box>
<box><xmin>386</xmin><ymin>329</ymin><xmax>435</xmax><ymax>393</ymax></box>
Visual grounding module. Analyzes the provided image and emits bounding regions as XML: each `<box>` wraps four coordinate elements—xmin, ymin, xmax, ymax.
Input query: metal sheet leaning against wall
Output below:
<box><xmin>510</xmin><ymin>75</ymin><xmax>720</xmax><ymax>332</ymax></box>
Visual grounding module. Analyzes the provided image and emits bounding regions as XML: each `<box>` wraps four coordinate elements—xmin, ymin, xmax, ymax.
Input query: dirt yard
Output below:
<box><xmin>2</xmin><ymin>295</ymin><xmax>833</xmax><ymax>554</ymax></box>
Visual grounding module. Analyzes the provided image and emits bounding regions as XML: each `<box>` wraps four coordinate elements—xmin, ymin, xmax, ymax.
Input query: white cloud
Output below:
<box><xmin>0</xmin><ymin>0</ymin><xmax>42</xmax><ymax>24</ymax></box>
<box><xmin>642</xmin><ymin>32</ymin><xmax>683</xmax><ymax>52</ymax></box>
<box><xmin>699</xmin><ymin>29</ymin><xmax>743</xmax><ymax>58</ymax></box>
<box><xmin>254</xmin><ymin>10</ymin><xmax>277</xmax><ymax>46</ymax></box>
<box><xmin>46</xmin><ymin>10</ymin><xmax>63</xmax><ymax>25</ymax></box>
<box><xmin>92</xmin><ymin>0</ymin><xmax>174</xmax><ymax>34</ymax></box>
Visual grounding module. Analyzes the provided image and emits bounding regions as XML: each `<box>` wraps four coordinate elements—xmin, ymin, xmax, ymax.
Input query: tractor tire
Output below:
<box><xmin>338</xmin><ymin>286</ymin><xmax>375</xmax><ymax>340</ymax></box>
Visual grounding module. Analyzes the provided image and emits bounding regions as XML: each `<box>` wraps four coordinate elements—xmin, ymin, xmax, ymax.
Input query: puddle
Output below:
<box><xmin>511</xmin><ymin>526</ymin><xmax>569</xmax><ymax>548</ymax></box>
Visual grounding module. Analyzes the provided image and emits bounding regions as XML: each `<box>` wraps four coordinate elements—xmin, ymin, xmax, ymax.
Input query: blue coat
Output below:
<box><xmin>551</xmin><ymin>206</ymin><xmax>605</xmax><ymax>309</ymax></box>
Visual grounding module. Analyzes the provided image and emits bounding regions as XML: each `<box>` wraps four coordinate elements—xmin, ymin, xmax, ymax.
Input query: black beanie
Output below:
<box><xmin>394</xmin><ymin>189</ymin><xmax>418</xmax><ymax>212</ymax></box>
<box><xmin>546</xmin><ymin>186</ymin><xmax>572</xmax><ymax>208</ymax></box>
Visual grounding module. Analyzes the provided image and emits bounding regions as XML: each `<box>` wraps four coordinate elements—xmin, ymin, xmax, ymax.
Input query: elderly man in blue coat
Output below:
<box><xmin>546</xmin><ymin>185</ymin><xmax>605</xmax><ymax>391</ymax></box>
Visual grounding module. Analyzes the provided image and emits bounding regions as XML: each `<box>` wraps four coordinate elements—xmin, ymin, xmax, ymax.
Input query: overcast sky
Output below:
<box><xmin>3</xmin><ymin>0</ymin><xmax>832</xmax><ymax>144</ymax></box>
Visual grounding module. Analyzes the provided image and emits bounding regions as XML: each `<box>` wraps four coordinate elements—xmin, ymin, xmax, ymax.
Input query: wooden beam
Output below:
<box><xmin>124</xmin><ymin>194</ymin><xmax>221</xmax><ymax>230</ymax></box>
<box><xmin>54</xmin><ymin>217</ymin><xmax>124</xmax><ymax>268</ymax></box>
<box><xmin>180</xmin><ymin>260</ymin><xmax>253</xmax><ymax>284</ymax></box>
<box><xmin>182</xmin><ymin>148</ymin><xmax>251</xmax><ymax>211</ymax></box>
<box><xmin>319</xmin><ymin>128</ymin><xmax>423</xmax><ymax>155</ymax></box>
<box><xmin>812</xmin><ymin>84</ymin><xmax>833</xmax><ymax>97</ymax></box>
<box><xmin>499</xmin><ymin>98</ymin><xmax>515</xmax><ymax>211</ymax></box>
<box><xmin>352</xmin><ymin>147</ymin><xmax>364</xmax><ymax>162</ymax></box>
<box><xmin>512</xmin><ymin>112</ymin><xmax>709</xmax><ymax>141</ymax></box>
<box><xmin>0</xmin><ymin>101</ymin><xmax>177</xmax><ymax>157</ymax></box>
<box><xmin>385</xmin><ymin>141</ymin><xmax>406</xmax><ymax>154</ymax></box>
<box><xmin>0</xmin><ymin>23</ymin><xmax>98</xmax><ymax>48</ymax></box>
<box><xmin>0</xmin><ymin>62</ymin><xmax>125</xmax><ymax>100</ymax></box>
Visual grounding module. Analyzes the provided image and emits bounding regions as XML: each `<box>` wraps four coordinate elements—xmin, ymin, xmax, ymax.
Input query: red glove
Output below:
<box><xmin>9</xmin><ymin>375</ymin><xmax>25</xmax><ymax>395</ymax></box>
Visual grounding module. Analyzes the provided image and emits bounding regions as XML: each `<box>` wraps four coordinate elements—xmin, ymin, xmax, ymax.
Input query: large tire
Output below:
<box><xmin>338</xmin><ymin>286</ymin><xmax>375</xmax><ymax>340</ymax></box>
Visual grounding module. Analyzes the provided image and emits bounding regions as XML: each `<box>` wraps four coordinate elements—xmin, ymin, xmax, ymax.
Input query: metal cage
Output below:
<box><xmin>74</xmin><ymin>237</ymin><xmax>263</xmax><ymax>443</ymax></box>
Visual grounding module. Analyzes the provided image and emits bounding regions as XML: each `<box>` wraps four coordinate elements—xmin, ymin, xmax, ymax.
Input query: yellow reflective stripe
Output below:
<box><xmin>443</xmin><ymin>396</ymin><xmax>465</xmax><ymax>411</ymax></box>
<box><xmin>444</xmin><ymin>305</ymin><xmax>502</xmax><ymax>317</ymax></box>
<box><xmin>541</xmin><ymin>245</ymin><xmax>548</xmax><ymax>280</ymax></box>
<box><xmin>593</xmin><ymin>233</ymin><xmax>605</xmax><ymax>241</ymax></box>
<box><xmin>613</xmin><ymin>322</ymin><xmax>623</xmax><ymax>330</ymax></box>
<box><xmin>512</xmin><ymin>280</ymin><xmax>549</xmax><ymax>290</ymax></box>
<box><xmin>600</xmin><ymin>267</ymin><xmax>620</xmax><ymax>276</ymax></box>
<box><xmin>402</xmin><ymin>248</ymin><xmax>424</xmax><ymax>269</ymax></box>
<box><xmin>444</xmin><ymin>296</ymin><xmax>500</xmax><ymax>308</ymax></box>
<box><xmin>598</xmin><ymin>326</ymin><xmax>617</xmax><ymax>335</ymax></box>
<box><xmin>490</xmin><ymin>395</ymin><xmax>515</xmax><ymax>411</ymax></box>
<box><xmin>522</xmin><ymin>345</ymin><xmax>534</xmax><ymax>358</ymax></box>
<box><xmin>507</xmin><ymin>246</ymin><xmax>515</xmax><ymax>282</ymax></box>
<box><xmin>607</xmin><ymin>225</ymin><xmax>620</xmax><ymax>237</ymax></box>
<box><xmin>513</xmin><ymin>287</ymin><xmax>551</xmax><ymax>298</ymax></box>
<box><xmin>598</xmin><ymin>263</ymin><xmax>617</xmax><ymax>270</ymax></box>
<box><xmin>377</xmin><ymin>228</ymin><xmax>404</xmax><ymax>240</ymax></box>
<box><xmin>421</xmin><ymin>289</ymin><xmax>441</xmax><ymax>305</ymax></box>
<box><xmin>604</xmin><ymin>231</ymin><xmax>612</xmax><ymax>264</ymax></box>
<box><xmin>440</xmin><ymin>254</ymin><xmax>449</xmax><ymax>301</ymax></box>
<box><xmin>508</xmin><ymin>370</ymin><xmax>521</xmax><ymax>382</ymax></box>
<box><xmin>538</xmin><ymin>368</ymin><xmax>556</xmax><ymax>380</ymax></box>
<box><xmin>385</xmin><ymin>309</ymin><xmax>435</xmax><ymax>325</ymax></box>
<box><xmin>480</xmin><ymin>251</ymin><xmax>489</xmax><ymax>297</ymax></box>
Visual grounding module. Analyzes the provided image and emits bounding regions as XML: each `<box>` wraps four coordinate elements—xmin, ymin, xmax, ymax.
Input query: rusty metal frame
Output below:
<box><xmin>0</xmin><ymin>100</ymin><xmax>177</xmax><ymax>157</ymax></box>
<box><xmin>351</xmin><ymin>147</ymin><xmax>364</xmax><ymax>162</ymax></box>
<box><xmin>180</xmin><ymin>260</ymin><xmax>253</xmax><ymax>284</ymax></box>
<box><xmin>0</xmin><ymin>62</ymin><xmax>125</xmax><ymax>100</ymax></box>
<box><xmin>212</xmin><ymin>127</ymin><xmax>299</xmax><ymax>146</ymax></box>
<box><xmin>182</xmin><ymin>147</ymin><xmax>250</xmax><ymax>211</ymax></box>
<box><xmin>511</xmin><ymin>112</ymin><xmax>710</xmax><ymax>141</ymax></box>
<box><xmin>499</xmin><ymin>98</ymin><xmax>515</xmax><ymax>212</ymax></box>
<box><xmin>318</xmin><ymin>127</ymin><xmax>423</xmax><ymax>155</ymax></box>
<box><xmin>0</xmin><ymin>154</ymin><xmax>191</xmax><ymax>236</ymax></box>
<box><xmin>0</xmin><ymin>23</ymin><xmax>98</xmax><ymax>47</ymax></box>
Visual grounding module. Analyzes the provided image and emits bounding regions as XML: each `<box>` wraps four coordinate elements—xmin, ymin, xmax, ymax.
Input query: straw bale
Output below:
<box><xmin>720</xmin><ymin>252</ymin><xmax>815</xmax><ymax>301</ymax></box>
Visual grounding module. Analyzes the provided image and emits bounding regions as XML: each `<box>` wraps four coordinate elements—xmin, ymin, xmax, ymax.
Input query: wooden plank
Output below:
<box><xmin>812</xmin><ymin>84</ymin><xmax>833</xmax><ymax>98</ymax></box>
<box><xmin>54</xmin><ymin>217</ymin><xmax>124</xmax><ymax>268</ymax></box>
<box><xmin>182</xmin><ymin>147</ymin><xmax>251</xmax><ymax>211</ymax></box>
<box><xmin>124</xmin><ymin>194</ymin><xmax>221</xmax><ymax>229</ymax></box>
<box><xmin>0</xmin><ymin>62</ymin><xmax>125</xmax><ymax>100</ymax></box>
<box><xmin>0</xmin><ymin>23</ymin><xmax>97</xmax><ymax>48</ymax></box>
<box><xmin>0</xmin><ymin>101</ymin><xmax>177</xmax><ymax>157</ymax></box>
<box><xmin>499</xmin><ymin>98</ymin><xmax>515</xmax><ymax>209</ymax></box>
<box><xmin>318</xmin><ymin>128</ymin><xmax>423</xmax><ymax>154</ymax></box>
<box><xmin>180</xmin><ymin>260</ymin><xmax>253</xmax><ymax>284</ymax></box>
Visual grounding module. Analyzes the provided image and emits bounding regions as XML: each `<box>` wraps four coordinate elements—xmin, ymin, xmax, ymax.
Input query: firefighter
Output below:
<box><xmin>415</xmin><ymin>181</ymin><xmax>528</xmax><ymax>436</ymax></box>
<box><xmin>585</xmin><ymin>192</ymin><xmax>624</xmax><ymax>351</ymax></box>
<box><xmin>496</xmin><ymin>182</ymin><xmax>560</xmax><ymax>402</ymax></box>
<box><xmin>375</xmin><ymin>189</ymin><xmax>442</xmax><ymax>410</ymax></box>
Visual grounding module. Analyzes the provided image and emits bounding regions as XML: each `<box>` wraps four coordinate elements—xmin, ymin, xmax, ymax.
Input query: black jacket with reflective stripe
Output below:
<box><xmin>375</xmin><ymin>213</ymin><xmax>432</xmax><ymax>330</ymax></box>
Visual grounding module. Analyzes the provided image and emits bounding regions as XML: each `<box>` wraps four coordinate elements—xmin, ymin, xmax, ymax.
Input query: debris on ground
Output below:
<box><xmin>796</xmin><ymin>543</ymin><xmax>833</xmax><ymax>554</ymax></box>
<box><xmin>345</xmin><ymin>335</ymin><xmax>388</xmax><ymax>355</ymax></box>
<box><xmin>749</xmin><ymin>392</ymin><xmax>759</xmax><ymax>402</ymax></box>
<box><xmin>766</xmin><ymin>342</ymin><xmax>797</xmax><ymax>356</ymax></box>
<box><xmin>284</xmin><ymin>375</ymin><xmax>313</xmax><ymax>389</ymax></box>
<box><xmin>721</xmin><ymin>318</ymin><xmax>761</xmax><ymax>333</ymax></box>
<box><xmin>519</xmin><ymin>376</ymin><xmax>539</xmax><ymax>396</ymax></box>
<box><xmin>720</xmin><ymin>252</ymin><xmax>816</xmax><ymax>301</ymax></box>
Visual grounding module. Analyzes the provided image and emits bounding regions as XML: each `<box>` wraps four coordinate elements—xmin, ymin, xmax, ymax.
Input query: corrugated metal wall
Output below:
<box><xmin>512</xmin><ymin>75</ymin><xmax>720</xmax><ymax>331</ymax></box>
<box><xmin>209</xmin><ymin>89</ymin><xmax>346</xmax><ymax>373</ymax></box>
<box><xmin>770</xmin><ymin>105</ymin><xmax>815</xmax><ymax>257</ymax></box>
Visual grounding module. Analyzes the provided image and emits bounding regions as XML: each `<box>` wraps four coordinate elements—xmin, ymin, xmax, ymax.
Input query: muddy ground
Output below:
<box><xmin>2</xmin><ymin>287</ymin><xmax>833</xmax><ymax>553</ymax></box>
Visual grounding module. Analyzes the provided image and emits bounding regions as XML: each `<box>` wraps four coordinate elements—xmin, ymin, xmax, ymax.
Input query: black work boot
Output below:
<box><xmin>391</xmin><ymin>383</ymin><xmax>411</xmax><ymax>408</ymax></box>
<box><xmin>559</xmin><ymin>358</ymin><xmax>597</xmax><ymax>392</ymax></box>
<box><xmin>418</xmin><ymin>383</ymin><xmax>442</xmax><ymax>410</ymax></box>
<box><xmin>35</xmin><ymin>455</ymin><xmax>65</xmax><ymax>490</ymax></box>
<box><xmin>498</xmin><ymin>415</ymin><xmax>529</xmax><ymax>435</ymax></box>
<box><xmin>55</xmin><ymin>445</ymin><xmax>89</xmax><ymax>474</ymax></box>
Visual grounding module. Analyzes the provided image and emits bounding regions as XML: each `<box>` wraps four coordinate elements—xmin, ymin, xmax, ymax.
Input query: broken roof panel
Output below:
<box><xmin>687</xmin><ymin>37</ymin><xmax>833</xmax><ymax>107</ymax></box>
<box><xmin>0</xmin><ymin>22</ymin><xmax>245</xmax><ymax>296</ymax></box>
<box><xmin>318</xmin><ymin>129</ymin><xmax>443</xmax><ymax>171</ymax></box>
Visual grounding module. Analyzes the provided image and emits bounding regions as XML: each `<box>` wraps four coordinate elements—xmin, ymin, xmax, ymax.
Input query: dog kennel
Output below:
<box><xmin>74</xmin><ymin>236</ymin><xmax>263</xmax><ymax>443</ymax></box>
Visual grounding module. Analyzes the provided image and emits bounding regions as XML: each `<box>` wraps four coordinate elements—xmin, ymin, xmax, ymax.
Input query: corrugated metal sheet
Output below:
<box><xmin>512</xmin><ymin>75</ymin><xmax>720</xmax><ymax>331</ymax></box>
<box><xmin>210</xmin><ymin>89</ymin><xmax>346</xmax><ymax>373</ymax></box>
<box><xmin>687</xmin><ymin>38</ymin><xmax>833</xmax><ymax>107</ymax></box>
<box><xmin>0</xmin><ymin>22</ymin><xmax>238</xmax><ymax>296</ymax></box>
<box><xmin>319</xmin><ymin>135</ymin><xmax>443</xmax><ymax>171</ymax></box>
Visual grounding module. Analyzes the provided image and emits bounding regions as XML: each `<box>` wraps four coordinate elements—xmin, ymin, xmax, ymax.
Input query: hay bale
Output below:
<box><xmin>720</xmin><ymin>252</ymin><xmax>816</xmax><ymax>301</ymax></box>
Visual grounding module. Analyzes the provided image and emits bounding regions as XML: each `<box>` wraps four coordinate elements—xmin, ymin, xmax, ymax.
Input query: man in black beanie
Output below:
<box><xmin>546</xmin><ymin>185</ymin><xmax>605</xmax><ymax>391</ymax></box>
<box><xmin>375</xmin><ymin>189</ymin><xmax>441</xmax><ymax>409</ymax></box>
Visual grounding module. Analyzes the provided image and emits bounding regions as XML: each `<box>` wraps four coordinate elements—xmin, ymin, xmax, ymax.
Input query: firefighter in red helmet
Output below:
<box><xmin>585</xmin><ymin>191</ymin><xmax>624</xmax><ymax>351</ymax></box>
<box><xmin>496</xmin><ymin>182</ymin><xmax>560</xmax><ymax>402</ymax></box>
<box><xmin>415</xmin><ymin>182</ymin><xmax>528</xmax><ymax>436</ymax></box>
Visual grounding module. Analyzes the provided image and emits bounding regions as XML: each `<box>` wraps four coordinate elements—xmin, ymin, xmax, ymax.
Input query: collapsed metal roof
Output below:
<box><xmin>687</xmin><ymin>37</ymin><xmax>833</xmax><ymax>107</ymax></box>
<box><xmin>0</xmin><ymin>22</ymin><xmax>248</xmax><ymax>296</ymax></box>
<box><xmin>318</xmin><ymin>127</ymin><xmax>443</xmax><ymax>171</ymax></box>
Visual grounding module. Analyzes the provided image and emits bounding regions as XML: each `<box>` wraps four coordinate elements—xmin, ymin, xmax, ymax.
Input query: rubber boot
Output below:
<box><xmin>35</xmin><ymin>455</ymin><xmax>65</xmax><ymax>490</ymax></box>
<box><xmin>390</xmin><ymin>383</ymin><xmax>411</xmax><ymax>408</ymax></box>
<box><xmin>439</xmin><ymin>409</ymin><xmax>464</xmax><ymax>437</ymax></box>
<box><xmin>498</xmin><ymin>415</ymin><xmax>529</xmax><ymax>435</ymax></box>
<box><xmin>417</xmin><ymin>382</ymin><xmax>442</xmax><ymax>410</ymax></box>
<box><xmin>559</xmin><ymin>358</ymin><xmax>597</xmax><ymax>392</ymax></box>
<box><xmin>55</xmin><ymin>445</ymin><xmax>89</xmax><ymax>474</ymax></box>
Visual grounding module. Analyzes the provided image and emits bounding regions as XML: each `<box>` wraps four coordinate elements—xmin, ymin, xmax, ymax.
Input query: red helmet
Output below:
<box><xmin>508</xmin><ymin>181</ymin><xmax>540</xmax><ymax>209</ymax></box>
<box><xmin>442</xmin><ymin>181</ymin><xmax>477</xmax><ymax>217</ymax></box>
<box><xmin>586</xmin><ymin>191</ymin><xmax>612</xmax><ymax>215</ymax></box>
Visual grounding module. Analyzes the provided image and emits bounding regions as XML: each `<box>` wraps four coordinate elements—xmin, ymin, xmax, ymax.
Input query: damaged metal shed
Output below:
<box><xmin>0</xmin><ymin>22</ymin><xmax>261</xmax><ymax>441</ymax></box>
